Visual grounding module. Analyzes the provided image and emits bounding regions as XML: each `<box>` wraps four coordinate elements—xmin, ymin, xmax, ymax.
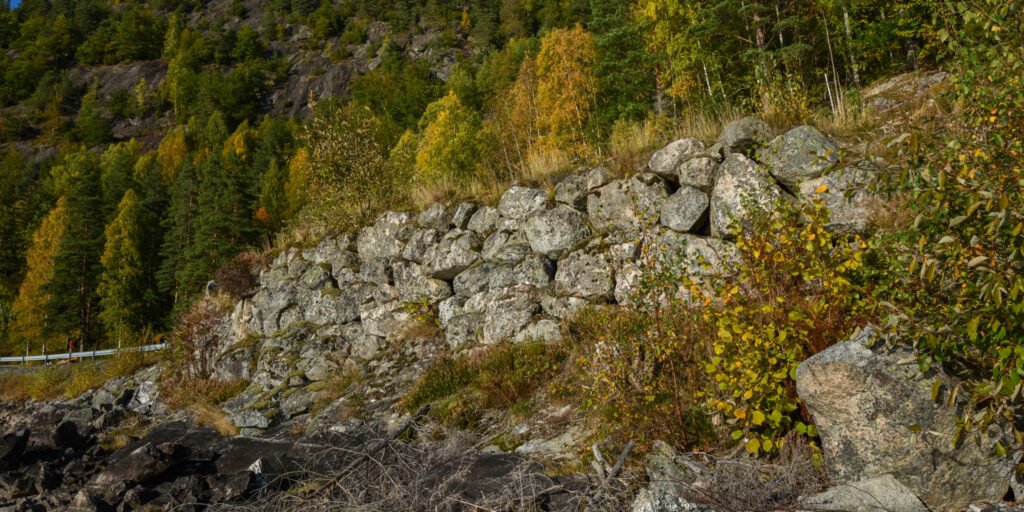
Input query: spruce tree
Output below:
<box><xmin>75</xmin><ymin>82</ymin><xmax>111</xmax><ymax>146</ymax></box>
<box><xmin>45</xmin><ymin>151</ymin><xmax>105</xmax><ymax>347</ymax></box>
<box><xmin>590</xmin><ymin>0</ymin><xmax>654</xmax><ymax>124</ymax></box>
<box><xmin>98</xmin><ymin>189</ymin><xmax>145</xmax><ymax>346</ymax></box>
<box><xmin>133</xmin><ymin>154</ymin><xmax>171</xmax><ymax>326</ymax></box>
<box><xmin>158</xmin><ymin>159</ymin><xmax>198</xmax><ymax>313</ymax></box>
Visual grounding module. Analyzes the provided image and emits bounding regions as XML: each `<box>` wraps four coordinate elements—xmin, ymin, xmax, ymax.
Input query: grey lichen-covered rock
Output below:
<box><xmin>632</xmin><ymin>441</ymin><xmax>709</xmax><ymax>512</ymax></box>
<box><xmin>497</xmin><ymin>186</ymin><xmax>547</xmax><ymax>221</ymax></box>
<box><xmin>437</xmin><ymin>295</ymin><xmax>465</xmax><ymax>327</ymax></box>
<box><xmin>356</xmin><ymin>211</ymin><xmax>414</xmax><ymax>261</ymax></box>
<box><xmin>709</xmin><ymin>154</ymin><xmax>785</xmax><ymax>238</ymax></box>
<box><xmin>660</xmin><ymin>186</ymin><xmax>709</xmax><ymax>233</ymax></box>
<box><xmin>451</xmin><ymin>202</ymin><xmax>477</xmax><ymax>229</ymax></box>
<box><xmin>445</xmin><ymin>313</ymin><xmax>483</xmax><ymax>349</ymax></box>
<box><xmin>648</xmin><ymin>137</ymin><xmax>705</xmax><ymax>181</ymax></box>
<box><xmin>489</xmin><ymin>254</ymin><xmax>555</xmax><ymax>290</ymax></box>
<box><xmin>513</xmin><ymin>319</ymin><xmax>562</xmax><ymax>343</ymax></box>
<box><xmin>587</xmin><ymin>174</ymin><xmax>669</xmax><ymax>232</ymax></box>
<box><xmin>798</xmin><ymin>164</ymin><xmax>877</xmax><ymax>233</ymax></box>
<box><xmin>392</xmin><ymin>261</ymin><xmax>453</xmax><ymax>303</ymax></box>
<box><xmin>359</xmin><ymin>301</ymin><xmax>411</xmax><ymax>340</ymax></box>
<box><xmin>540</xmin><ymin>295</ymin><xmax>589</xmax><ymax>320</ymax></box>
<box><xmin>677</xmin><ymin>156</ymin><xmax>718</xmax><ymax>191</ymax></box>
<box><xmin>467</xmin><ymin>205</ymin><xmax>500</xmax><ymax>234</ymax></box>
<box><xmin>555</xmin><ymin>166</ymin><xmax>611</xmax><ymax>207</ymax></box>
<box><xmin>757</xmin><ymin>125</ymin><xmax>840</xmax><ymax>190</ymax></box>
<box><xmin>417</xmin><ymin>203</ymin><xmax>452</xmax><ymax>230</ymax></box>
<box><xmin>524</xmin><ymin>205</ymin><xmax>592</xmax><ymax>259</ymax></box>
<box><xmin>654</xmin><ymin>230</ymin><xmax>739</xmax><ymax>277</ymax></box>
<box><xmin>422</xmin><ymin>230</ymin><xmax>482</xmax><ymax>280</ymax></box>
<box><xmin>795</xmin><ymin>328</ymin><xmax>1017</xmax><ymax>511</ymax></box>
<box><xmin>453</xmin><ymin>263</ymin><xmax>494</xmax><ymax>297</ymax></box>
<box><xmin>481</xmin><ymin>287</ymin><xmax>541</xmax><ymax>344</ymax></box>
<box><xmin>555</xmin><ymin>250</ymin><xmax>615</xmax><ymax>300</ymax></box>
<box><xmin>716</xmin><ymin>116</ymin><xmax>771</xmax><ymax>154</ymax></box>
<box><xmin>802</xmin><ymin>474</ymin><xmax>929</xmax><ymax>512</ymax></box>
<box><xmin>481</xmin><ymin>229</ymin><xmax>532</xmax><ymax>265</ymax></box>
<box><xmin>401</xmin><ymin>228</ymin><xmax>441</xmax><ymax>264</ymax></box>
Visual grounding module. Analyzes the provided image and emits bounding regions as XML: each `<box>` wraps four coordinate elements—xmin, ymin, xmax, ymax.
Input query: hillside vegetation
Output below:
<box><xmin>0</xmin><ymin>0</ymin><xmax>1023</xmax><ymax>482</ymax></box>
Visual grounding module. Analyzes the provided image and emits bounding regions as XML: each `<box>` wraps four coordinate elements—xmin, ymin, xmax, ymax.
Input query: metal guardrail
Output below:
<box><xmin>0</xmin><ymin>343</ymin><xmax>167</xmax><ymax>365</ymax></box>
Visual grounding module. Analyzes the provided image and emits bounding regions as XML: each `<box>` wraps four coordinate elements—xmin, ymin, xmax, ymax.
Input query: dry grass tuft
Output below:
<box><xmin>191</xmin><ymin>402</ymin><xmax>241</xmax><ymax>436</ymax></box>
<box><xmin>688</xmin><ymin>435</ymin><xmax>829</xmax><ymax>512</ymax></box>
<box><xmin>0</xmin><ymin>350</ymin><xmax>159</xmax><ymax>402</ymax></box>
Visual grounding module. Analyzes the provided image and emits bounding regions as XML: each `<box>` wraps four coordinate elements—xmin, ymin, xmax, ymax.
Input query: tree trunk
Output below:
<box><xmin>844</xmin><ymin>8</ymin><xmax>861</xmax><ymax>86</ymax></box>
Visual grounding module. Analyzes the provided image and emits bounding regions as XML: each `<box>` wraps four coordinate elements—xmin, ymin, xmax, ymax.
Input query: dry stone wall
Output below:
<box><xmin>207</xmin><ymin>119</ymin><xmax>869</xmax><ymax>434</ymax></box>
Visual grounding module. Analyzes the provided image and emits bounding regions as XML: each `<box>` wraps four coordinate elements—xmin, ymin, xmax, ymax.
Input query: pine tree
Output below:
<box><xmin>181</xmin><ymin>154</ymin><xmax>249</xmax><ymax>299</ymax></box>
<box><xmin>98</xmin><ymin>189</ymin><xmax>145</xmax><ymax>346</ymax></box>
<box><xmin>46</xmin><ymin>151</ymin><xmax>105</xmax><ymax>347</ymax></box>
<box><xmin>158</xmin><ymin>159</ymin><xmax>199</xmax><ymax>312</ymax></box>
<box><xmin>100</xmin><ymin>141</ymin><xmax>140</xmax><ymax>220</ymax></box>
<box><xmin>75</xmin><ymin>82</ymin><xmax>111</xmax><ymax>146</ymax></box>
<box><xmin>257</xmin><ymin>158</ymin><xmax>288</xmax><ymax>230</ymax></box>
<box><xmin>8</xmin><ymin>198</ymin><xmax>68</xmax><ymax>355</ymax></box>
<box><xmin>590</xmin><ymin>0</ymin><xmax>654</xmax><ymax>124</ymax></box>
<box><xmin>132</xmin><ymin>154</ymin><xmax>171</xmax><ymax>327</ymax></box>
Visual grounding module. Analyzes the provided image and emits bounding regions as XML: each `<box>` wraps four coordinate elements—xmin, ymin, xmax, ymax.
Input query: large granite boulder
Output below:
<box><xmin>497</xmin><ymin>186</ymin><xmax>547</xmax><ymax>221</ymax></box>
<box><xmin>648</xmin><ymin>137</ymin><xmax>705</xmax><ymax>181</ymax></box>
<box><xmin>356</xmin><ymin>211</ymin><xmax>414</xmax><ymax>261</ymax></box>
<box><xmin>660</xmin><ymin>186</ymin><xmax>709</xmax><ymax>233</ymax></box>
<box><xmin>422</xmin><ymin>230</ymin><xmax>482</xmax><ymax>280</ymax></box>
<box><xmin>709</xmin><ymin>154</ymin><xmax>785</xmax><ymax>238</ymax></box>
<box><xmin>555</xmin><ymin>166</ymin><xmax>611</xmax><ymax>208</ymax></box>
<box><xmin>798</xmin><ymin>163</ymin><xmax>877</xmax><ymax>233</ymax></box>
<box><xmin>587</xmin><ymin>174</ymin><xmax>669</xmax><ymax>232</ymax></box>
<box><xmin>716</xmin><ymin>116</ymin><xmax>771</xmax><ymax>154</ymax></box>
<box><xmin>756</xmin><ymin>125</ymin><xmax>840</xmax><ymax>190</ymax></box>
<box><xmin>796</xmin><ymin>328</ymin><xmax>1017</xmax><ymax>511</ymax></box>
<box><xmin>524</xmin><ymin>205</ymin><xmax>592</xmax><ymax>259</ymax></box>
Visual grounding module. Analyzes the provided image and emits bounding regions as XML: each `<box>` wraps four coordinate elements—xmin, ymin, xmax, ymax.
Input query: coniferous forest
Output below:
<box><xmin>0</xmin><ymin>0</ymin><xmax>948</xmax><ymax>355</ymax></box>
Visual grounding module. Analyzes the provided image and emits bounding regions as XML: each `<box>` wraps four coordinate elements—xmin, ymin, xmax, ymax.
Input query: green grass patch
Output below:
<box><xmin>402</xmin><ymin>341</ymin><xmax>568</xmax><ymax>427</ymax></box>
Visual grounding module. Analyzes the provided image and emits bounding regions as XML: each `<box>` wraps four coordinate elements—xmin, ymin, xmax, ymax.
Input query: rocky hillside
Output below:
<box><xmin>3</xmin><ymin>70</ymin><xmax>1023</xmax><ymax>511</ymax></box>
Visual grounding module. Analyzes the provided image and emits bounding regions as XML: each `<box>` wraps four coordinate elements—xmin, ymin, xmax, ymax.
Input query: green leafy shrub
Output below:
<box><xmin>899</xmin><ymin>2</ymin><xmax>1024</xmax><ymax>426</ymax></box>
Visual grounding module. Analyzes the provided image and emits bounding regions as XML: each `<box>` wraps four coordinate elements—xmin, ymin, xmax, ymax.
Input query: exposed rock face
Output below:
<box><xmin>757</xmin><ymin>125</ymin><xmax>840</xmax><ymax>190</ymax></box>
<box><xmin>796</xmin><ymin>328</ymin><xmax>1017</xmax><ymax>511</ymax></box>
<box><xmin>709</xmin><ymin>154</ymin><xmax>785</xmax><ymax>237</ymax></box>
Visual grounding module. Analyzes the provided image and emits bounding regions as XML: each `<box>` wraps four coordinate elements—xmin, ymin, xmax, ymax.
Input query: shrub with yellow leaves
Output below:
<box><xmin>698</xmin><ymin>201</ymin><xmax>870</xmax><ymax>454</ymax></box>
<box><xmin>572</xmin><ymin>199</ymin><xmax>872</xmax><ymax>456</ymax></box>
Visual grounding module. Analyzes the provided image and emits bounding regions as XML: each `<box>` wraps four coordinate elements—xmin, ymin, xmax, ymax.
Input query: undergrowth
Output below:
<box><xmin>0</xmin><ymin>347</ymin><xmax>158</xmax><ymax>402</ymax></box>
<box><xmin>403</xmin><ymin>340</ymin><xmax>568</xmax><ymax>428</ymax></box>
